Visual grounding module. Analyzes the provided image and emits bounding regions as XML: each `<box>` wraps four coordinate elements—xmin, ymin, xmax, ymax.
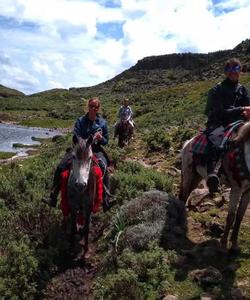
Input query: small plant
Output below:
<box><xmin>144</xmin><ymin>128</ymin><xmax>171</xmax><ymax>152</ymax></box>
<box><xmin>112</xmin><ymin>212</ymin><xmax>126</xmax><ymax>252</ymax></box>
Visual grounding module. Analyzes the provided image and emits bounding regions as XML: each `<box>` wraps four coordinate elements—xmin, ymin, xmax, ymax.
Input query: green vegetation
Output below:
<box><xmin>1</xmin><ymin>47</ymin><xmax>250</xmax><ymax>298</ymax></box>
<box><xmin>13</xmin><ymin>143</ymin><xmax>39</xmax><ymax>148</ymax></box>
<box><xmin>0</xmin><ymin>151</ymin><xmax>15</xmax><ymax>159</ymax></box>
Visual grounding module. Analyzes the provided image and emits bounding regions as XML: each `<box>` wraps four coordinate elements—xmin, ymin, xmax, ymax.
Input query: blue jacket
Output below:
<box><xmin>73</xmin><ymin>113</ymin><xmax>109</xmax><ymax>152</ymax></box>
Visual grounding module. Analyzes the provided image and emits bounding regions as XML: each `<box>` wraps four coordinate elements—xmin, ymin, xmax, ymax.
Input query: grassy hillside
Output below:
<box><xmin>1</xmin><ymin>41</ymin><xmax>250</xmax><ymax>299</ymax></box>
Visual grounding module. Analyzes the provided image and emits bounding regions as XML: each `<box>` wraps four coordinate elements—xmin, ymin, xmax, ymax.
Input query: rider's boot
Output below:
<box><xmin>206</xmin><ymin>158</ymin><xmax>220</xmax><ymax>194</ymax></box>
<box><xmin>42</xmin><ymin>184</ymin><xmax>60</xmax><ymax>208</ymax></box>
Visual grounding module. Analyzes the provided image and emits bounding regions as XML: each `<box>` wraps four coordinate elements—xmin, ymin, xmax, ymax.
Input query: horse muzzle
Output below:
<box><xmin>75</xmin><ymin>181</ymin><xmax>87</xmax><ymax>192</ymax></box>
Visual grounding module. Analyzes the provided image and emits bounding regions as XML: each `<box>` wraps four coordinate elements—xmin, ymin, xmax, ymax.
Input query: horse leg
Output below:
<box><xmin>70</xmin><ymin>212</ymin><xmax>77</xmax><ymax>249</ymax></box>
<box><xmin>83</xmin><ymin>213</ymin><xmax>91</xmax><ymax>257</ymax></box>
<box><xmin>185</xmin><ymin>174</ymin><xmax>202</xmax><ymax>210</ymax></box>
<box><xmin>179</xmin><ymin>162</ymin><xmax>200</xmax><ymax>205</ymax></box>
<box><xmin>230</xmin><ymin>189</ymin><xmax>250</xmax><ymax>251</ymax></box>
<box><xmin>220</xmin><ymin>187</ymin><xmax>242</xmax><ymax>249</ymax></box>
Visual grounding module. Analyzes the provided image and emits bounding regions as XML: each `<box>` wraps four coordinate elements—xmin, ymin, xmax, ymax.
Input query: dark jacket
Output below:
<box><xmin>73</xmin><ymin>113</ymin><xmax>109</xmax><ymax>153</ymax></box>
<box><xmin>205</xmin><ymin>78</ymin><xmax>250</xmax><ymax>129</ymax></box>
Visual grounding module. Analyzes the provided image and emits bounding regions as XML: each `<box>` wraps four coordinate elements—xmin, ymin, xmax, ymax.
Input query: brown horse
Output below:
<box><xmin>179</xmin><ymin>122</ymin><xmax>250</xmax><ymax>251</ymax></box>
<box><xmin>117</xmin><ymin>120</ymin><xmax>133</xmax><ymax>148</ymax></box>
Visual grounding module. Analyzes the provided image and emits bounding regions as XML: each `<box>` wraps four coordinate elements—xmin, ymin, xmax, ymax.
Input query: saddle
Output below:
<box><xmin>190</xmin><ymin>121</ymin><xmax>250</xmax><ymax>186</ymax></box>
<box><xmin>60</xmin><ymin>156</ymin><xmax>103</xmax><ymax>224</ymax></box>
<box><xmin>191</xmin><ymin>121</ymin><xmax>243</xmax><ymax>154</ymax></box>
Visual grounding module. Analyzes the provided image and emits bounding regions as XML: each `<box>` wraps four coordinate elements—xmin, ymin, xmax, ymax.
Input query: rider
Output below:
<box><xmin>114</xmin><ymin>98</ymin><xmax>134</xmax><ymax>138</ymax></box>
<box><xmin>42</xmin><ymin>97</ymin><xmax>112</xmax><ymax>212</ymax></box>
<box><xmin>204</xmin><ymin>57</ymin><xmax>250</xmax><ymax>194</ymax></box>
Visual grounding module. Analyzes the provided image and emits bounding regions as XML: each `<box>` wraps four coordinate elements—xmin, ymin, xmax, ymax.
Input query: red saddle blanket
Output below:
<box><xmin>191</xmin><ymin>121</ymin><xmax>243</xmax><ymax>155</ymax></box>
<box><xmin>60</xmin><ymin>161</ymin><xmax>103</xmax><ymax>225</ymax></box>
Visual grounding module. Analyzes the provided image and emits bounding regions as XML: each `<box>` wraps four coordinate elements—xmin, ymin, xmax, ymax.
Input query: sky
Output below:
<box><xmin>0</xmin><ymin>0</ymin><xmax>250</xmax><ymax>94</ymax></box>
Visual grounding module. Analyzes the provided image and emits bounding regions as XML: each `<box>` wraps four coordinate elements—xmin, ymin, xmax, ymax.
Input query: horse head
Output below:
<box><xmin>71</xmin><ymin>136</ymin><xmax>93</xmax><ymax>192</ymax></box>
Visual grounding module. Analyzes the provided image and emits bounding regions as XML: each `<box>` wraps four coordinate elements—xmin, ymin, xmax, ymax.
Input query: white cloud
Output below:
<box><xmin>32</xmin><ymin>59</ymin><xmax>52</xmax><ymax>76</ymax></box>
<box><xmin>0</xmin><ymin>0</ymin><xmax>250</xmax><ymax>94</ymax></box>
<box><xmin>48</xmin><ymin>79</ymin><xmax>65</xmax><ymax>89</ymax></box>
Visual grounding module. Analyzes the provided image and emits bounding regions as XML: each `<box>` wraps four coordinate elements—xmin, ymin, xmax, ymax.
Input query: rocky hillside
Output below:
<box><xmin>72</xmin><ymin>39</ymin><xmax>250</xmax><ymax>94</ymax></box>
<box><xmin>1</xmin><ymin>39</ymin><xmax>250</xmax><ymax>101</ymax></box>
<box><xmin>1</xmin><ymin>39</ymin><xmax>250</xmax><ymax>300</ymax></box>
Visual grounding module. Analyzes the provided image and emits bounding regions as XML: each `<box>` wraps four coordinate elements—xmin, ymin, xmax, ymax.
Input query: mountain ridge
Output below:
<box><xmin>1</xmin><ymin>39</ymin><xmax>250</xmax><ymax>97</ymax></box>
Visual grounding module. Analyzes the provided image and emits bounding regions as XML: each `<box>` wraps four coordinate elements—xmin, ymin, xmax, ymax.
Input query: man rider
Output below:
<box><xmin>205</xmin><ymin>57</ymin><xmax>250</xmax><ymax>194</ymax></box>
<box><xmin>42</xmin><ymin>97</ymin><xmax>112</xmax><ymax>212</ymax></box>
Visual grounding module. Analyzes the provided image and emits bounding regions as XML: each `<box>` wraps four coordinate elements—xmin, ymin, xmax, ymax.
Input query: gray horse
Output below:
<box><xmin>179</xmin><ymin>122</ymin><xmax>250</xmax><ymax>252</ymax></box>
<box><xmin>67</xmin><ymin>136</ymin><xmax>97</xmax><ymax>257</ymax></box>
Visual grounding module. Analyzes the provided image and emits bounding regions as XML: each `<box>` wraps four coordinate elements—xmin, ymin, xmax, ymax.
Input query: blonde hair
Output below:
<box><xmin>88</xmin><ymin>97</ymin><xmax>100</xmax><ymax>107</ymax></box>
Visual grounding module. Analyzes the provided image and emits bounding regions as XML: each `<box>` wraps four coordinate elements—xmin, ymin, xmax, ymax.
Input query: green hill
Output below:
<box><xmin>1</xmin><ymin>39</ymin><xmax>250</xmax><ymax>129</ymax></box>
<box><xmin>0</xmin><ymin>39</ymin><xmax>250</xmax><ymax>299</ymax></box>
<box><xmin>0</xmin><ymin>84</ymin><xmax>25</xmax><ymax>98</ymax></box>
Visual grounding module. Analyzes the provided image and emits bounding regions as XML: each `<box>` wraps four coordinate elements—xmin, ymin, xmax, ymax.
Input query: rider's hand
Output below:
<box><xmin>242</xmin><ymin>106</ymin><xmax>250</xmax><ymax>119</ymax></box>
<box><xmin>93</xmin><ymin>131</ymin><xmax>102</xmax><ymax>141</ymax></box>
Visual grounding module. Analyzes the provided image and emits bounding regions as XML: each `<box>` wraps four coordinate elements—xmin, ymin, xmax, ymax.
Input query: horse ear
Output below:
<box><xmin>87</xmin><ymin>135</ymin><xmax>93</xmax><ymax>147</ymax></box>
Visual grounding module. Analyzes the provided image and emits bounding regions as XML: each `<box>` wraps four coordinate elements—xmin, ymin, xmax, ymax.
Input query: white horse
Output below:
<box><xmin>179</xmin><ymin>122</ymin><xmax>250</xmax><ymax>251</ymax></box>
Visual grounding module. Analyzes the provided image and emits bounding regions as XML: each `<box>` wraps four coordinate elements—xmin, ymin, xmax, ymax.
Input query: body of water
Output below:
<box><xmin>0</xmin><ymin>123</ymin><xmax>62</xmax><ymax>155</ymax></box>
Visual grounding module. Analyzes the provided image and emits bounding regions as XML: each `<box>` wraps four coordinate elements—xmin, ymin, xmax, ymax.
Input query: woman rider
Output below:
<box><xmin>42</xmin><ymin>97</ymin><xmax>112</xmax><ymax>212</ymax></box>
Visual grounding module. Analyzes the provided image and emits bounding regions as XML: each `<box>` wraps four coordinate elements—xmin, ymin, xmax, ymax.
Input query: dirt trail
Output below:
<box><xmin>43</xmin><ymin>216</ymin><xmax>105</xmax><ymax>300</ymax></box>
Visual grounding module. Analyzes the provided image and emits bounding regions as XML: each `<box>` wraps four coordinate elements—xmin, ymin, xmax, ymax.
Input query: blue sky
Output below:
<box><xmin>0</xmin><ymin>0</ymin><xmax>250</xmax><ymax>94</ymax></box>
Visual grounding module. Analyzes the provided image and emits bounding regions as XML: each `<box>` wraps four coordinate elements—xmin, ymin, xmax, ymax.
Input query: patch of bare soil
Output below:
<box><xmin>43</xmin><ymin>215</ymin><xmax>105</xmax><ymax>300</ymax></box>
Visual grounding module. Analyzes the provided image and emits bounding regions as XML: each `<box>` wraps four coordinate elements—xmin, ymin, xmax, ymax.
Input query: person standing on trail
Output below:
<box><xmin>42</xmin><ymin>97</ymin><xmax>113</xmax><ymax>212</ymax></box>
<box><xmin>114</xmin><ymin>98</ymin><xmax>134</xmax><ymax>138</ymax></box>
<box><xmin>204</xmin><ymin>57</ymin><xmax>250</xmax><ymax>194</ymax></box>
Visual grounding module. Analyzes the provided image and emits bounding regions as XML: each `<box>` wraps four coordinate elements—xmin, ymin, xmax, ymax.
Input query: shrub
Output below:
<box><xmin>0</xmin><ymin>238</ymin><xmax>38</xmax><ymax>299</ymax></box>
<box><xmin>144</xmin><ymin>128</ymin><xmax>171</xmax><ymax>152</ymax></box>
<box><xmin>171</xmin><ymin>126</ymin><xmax>195</xmax><ymax>148</ymax></box>
<box><xmin>110</xmin><ymin>161</ymin><xmax>173</xmax><ymax>204</ymax></box>
<box><xmin>94</xmin><ymin>268</ymin><xmax>144</xmax><ymax>300</ymax></box>
<box><xmin>94</xmin><ymin>243</ymin><xmax>178</xmax><ymax>300</ymax></box>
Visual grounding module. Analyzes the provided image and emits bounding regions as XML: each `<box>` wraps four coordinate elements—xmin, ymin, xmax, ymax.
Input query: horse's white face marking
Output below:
<box><xmin>71</xmin><ymin>139</ymin><xmax>93</xmax><ymax>191</ymax></box>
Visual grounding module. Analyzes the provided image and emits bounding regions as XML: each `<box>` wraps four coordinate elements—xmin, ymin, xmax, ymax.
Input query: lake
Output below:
<box><xmin>0</xmin><ymin>123</ymin><xmax>62</xmax><ymax>155</ymax></box>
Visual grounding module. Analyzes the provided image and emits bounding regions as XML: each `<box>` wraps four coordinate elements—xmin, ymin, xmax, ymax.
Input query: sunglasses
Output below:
<box><xmin>89</xmin><ymin>105</ymin><xmax>99</xmax><ymax>109</ymax></box>
<box><xmin>224</xmin><ymin>65</ymin><xmax>241</xmax><ymax>73</ymax></box>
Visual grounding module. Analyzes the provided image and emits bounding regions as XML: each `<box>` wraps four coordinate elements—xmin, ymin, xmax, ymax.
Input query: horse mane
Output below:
<box><xmin>234</xmin><ymin>121</ymin><xmax>250</xmax><ymax>144</ymax></box>
<box><xmin>74</xmin><ymin>139</ymin><xmax>87</xmax><ymax>159</ymax></box>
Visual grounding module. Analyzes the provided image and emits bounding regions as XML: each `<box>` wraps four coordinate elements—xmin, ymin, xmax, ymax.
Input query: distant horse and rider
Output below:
<box><xmin>179</xmin><ymin>58</ymin><xmax>250</xmax><ymax>252</ymax></box>
<box><xmin>114</xmin><ymin>98</ymin><xmax>134</xmax><ymax>147</ymax></box>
